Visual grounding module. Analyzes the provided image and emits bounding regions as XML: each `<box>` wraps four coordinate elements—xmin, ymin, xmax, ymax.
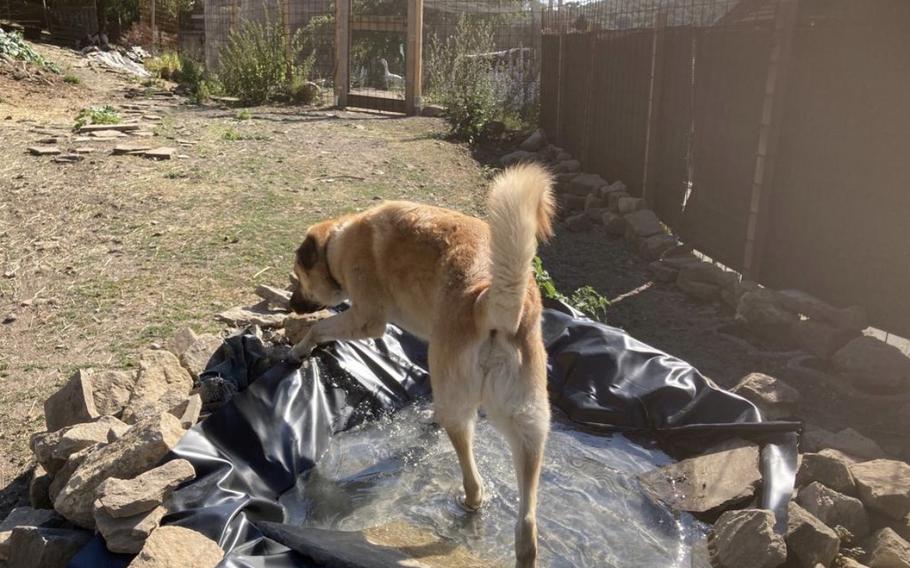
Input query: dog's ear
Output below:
<box><xmin>296</xmin><ymin>235</ymin><xmax>318</xmax><ymax>271</ymax></box>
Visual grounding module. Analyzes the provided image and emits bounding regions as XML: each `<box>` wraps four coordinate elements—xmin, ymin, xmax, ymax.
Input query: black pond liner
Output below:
<box><xmin>69</xmin><ymin>300</ymin><xmax>801</xmax><ymax>568</ymax></box>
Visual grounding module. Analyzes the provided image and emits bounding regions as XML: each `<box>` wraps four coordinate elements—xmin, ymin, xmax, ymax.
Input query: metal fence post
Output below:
<box><xmin>641</xmin><ymin>8</ymin><xmax>668</xmax><ymax>203</ymax></box>
<box><xmin>742</xmin><ymin>0</ymin><xmax>799</xmax><ymax>280</ymax></box>
<box><xmin>405</xmin><ymin>0</ymin><xmax>423</xmax><ymax>115</ymax></box>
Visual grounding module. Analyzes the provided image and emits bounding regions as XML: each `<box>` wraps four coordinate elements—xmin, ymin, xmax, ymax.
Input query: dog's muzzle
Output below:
<box><xmin>289</xmin><ymin>288</ymin><xmax>325</xmax><ymax>314</ymax></box>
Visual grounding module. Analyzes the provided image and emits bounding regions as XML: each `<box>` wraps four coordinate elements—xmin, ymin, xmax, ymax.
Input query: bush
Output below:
<box><xmin>533</xmin><ymin>257</ymin><xmax>609</xmax><ymax>322</ymax></box>
<box><xmin>0</xmin><ymin>29</ymin><xmax>59</xmax><ymax>72</ymax></box>
<box><xmin>145</xmin><ymin>52</ymin><xmax>181</xmax><ymax>80</ymax></box>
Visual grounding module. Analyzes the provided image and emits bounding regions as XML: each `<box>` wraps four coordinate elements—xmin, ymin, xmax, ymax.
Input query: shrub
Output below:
<box><xmin>145</xmin><ymin>52</ymin><xmax>181</xmax><ymax>80</ymax></box>
<box><xmin>73</xmin><ymin>105</ymin><xmax>121</xmax><ymax>130</ymax></box>
<box><xmin>0</xmin><ymin>28</ymin><xmax>59</xmax><ymax>72</ymax></box>
<box><xmin>533</xmin><ymin>257</ymin><xmax>609</xmax><ymax>322</ymax></box>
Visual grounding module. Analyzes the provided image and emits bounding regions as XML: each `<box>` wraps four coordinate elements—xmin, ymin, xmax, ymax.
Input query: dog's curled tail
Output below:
<box><xmin>485</xmin><ymin>163</ymin><xmax>555</xmax><ymax>335</ymax></box>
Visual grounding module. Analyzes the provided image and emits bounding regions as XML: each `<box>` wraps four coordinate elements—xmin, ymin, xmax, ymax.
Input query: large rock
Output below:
<box><xmin>797</xmin><ymin>481</ymin><xmax>870</xmax><ymax>541</ymax></box>
<box><xmin>499</xmin><ymin>150</ymin><xmax>536</xmax><ymax>167</ymax></box>
<box><xmin>569</xmin><ymin>173</ymin><xmax>607</xmax><ymax>196</ymax></box>
<box><xmin>128</xmin><ymin>525</ymin><xmax>224</xmax><ymax>568</ymax></box>
<box><xmin>639</xmin><ymin>234</ymin><xmax>678</xmax><ymax>261</ymax></box>
<box><xmin>216</xmin><ymin>303</ymin><xmax>287</xmax><ymax>329</ymax></box>
<box><xmin>776</xmin><ymin>290</ymin><xmax>867</xmax><ymax>332</ymax></box>
<box><xmin>254</xmin><ymin>284</ymin><xmax>291</xmax><ymax>310</ymax></box>
<box><xmin>44</xmin><ymin>370</ymin><xmax>99</xmax><ymax>432</ymax></box>
<box><xmin>623</xmin><ymin>209</ymin><xmax>664</xmax><ymax>240</ymax></box>
<box><xmin>677</xmin><ymin>279</ymin><xmax>721</xmax><ymax>302</ymax></box>
<box><xmin>96</xmin><ymin>459</ymin><xmax>195</xmax><ymax>518</ymax></box>
<box><xmin>165</xmin><ymin>327</ymin><xmax>198</xmax><ymax>358</ymax></box>
<box><xmin>838</xmin><ymin>557</ymin><xmax>872</xmax><ymax>568</ymax></box>
<box><xmin>709</xmin><ymin>509</ymin><xmax>787</xmax><ymax>568</ymax></box>
<box><xmin>94</xmin><ymin>504</ymin><xmax>167</xmax><ymax>554</ymax></box>
<box><xmin>49</xmin><ymin>444</ymin><xmax>99</xmax><ymax>503</ymax></box>
<box><xmin>88</xmin><ymin>369</ymin><xmax>138</xmax><ymax>417</ymax></box>
<box><xmin>833</xmin><ymin>337</ymin><xmax>910</xmax><ymax>394</ymax></box>
<box><xmin>54</xmin><ymin>413</ymin><xmax>186</xmax><ymax>528</ymax></box>
<box><xmin>802</xmin><ymin>427</ymin><xmax>888</xmax><ymax>461</ymax></box>
<box><xmin>7</xmin><ymin>526</ymin><xmax>92</xmax><ymax>568</ymax></box>
<box><xmin>737</xmin><ymin>288</ymin><xmax>798</xmax><ymax>328</ymax></box>
<box><xmin>850</xmin><ymin>460</ymin><xmax>910</xmax><ymax>520</ymax></box>
<box><xmin>797</xmin><ymin>449</ymin><xmax>857</xmax><ymax>494</ymax></box>
<box><xmin>617</xmin><ymin>196</ymin><xmax>646</xmax><ymax>214</ymax></box>
<box><xmin>601</xmin><ymin>211</ymin><xmax>626</xmax><ymax>236</ymax></box>
<box><xmin>786</xmin><ymin>502</ymin><xmax>840</xmax><ymax>567</ymax></box>
<box><xmin>866</xmin><ymin>528</ymin><xmax>910</xmax><ymax>568</ymax></box>
<box><xmin>169</xmin><ymin>393</ymin><xmax>202</xmax><ymax>428</ymax></box>
<box><xmin>122</xmin><ymin>351</ymin><xmax>194</xmax><ymax>424</ymax></box>
<box><xmin>53</xmin><ymin>416</ymin><xmax>129</xmax><ymax>461</ymax></box>
<box><xmin>179</xmin><ymin>334</ymin><xmax>224</xmax><ymax>380</ymax></box>
<box><xmin>519</xmin><ymin>130</ymin><xmax>546</xmax><ymax>152</ymax></box>
<box><xmin>731</xmin><ymin>372</ymin><xmax>800</xmax><ymax>419</ymax></box>
<box><xmin>791</xmin><ymin>319</ymin><xmax>858</xmax><ymax>360</ymax></box>
<box><xmin>0</xmin><ymin>507</ymin><xmax>62</xmax><ymax>560</ymax></box>
<box><xmin>30</xmin><ymin>466</ymin><xmax>54</xmax><ymax>509</ymax></box>
<box><xmin>564</xmin><ymin>212</ymin><xmax>595</xmax><ymax>232</ymax></box>
<box><xmin>639</xmin><ymin>441</ymin><xmax>760</xmax><ymax>520</ymax></box>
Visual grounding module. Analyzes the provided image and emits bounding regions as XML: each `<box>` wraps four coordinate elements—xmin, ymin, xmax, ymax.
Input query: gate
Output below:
<box><xmin>335</xmin><ymin>0</ymin><xmax>422</xmax><ymax>114</ymax></box>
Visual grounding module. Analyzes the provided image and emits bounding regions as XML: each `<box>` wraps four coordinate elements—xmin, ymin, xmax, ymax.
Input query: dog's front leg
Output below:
<box><xmin>290</xmin><ymin>308</ymin><xmax>386</xmax><ymax>360</ymax></box>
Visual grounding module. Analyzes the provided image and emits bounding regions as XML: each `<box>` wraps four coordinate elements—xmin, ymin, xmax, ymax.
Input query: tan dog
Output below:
<box><xmin>288</xmin><ymin>164</ymin><xmax>554</xmax><ymax>567</ymax></box>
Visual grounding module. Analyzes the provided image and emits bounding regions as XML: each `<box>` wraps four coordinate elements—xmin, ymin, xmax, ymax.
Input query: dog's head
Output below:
<box><xmin>290</xmin><ymin>221</ymin><xmax>346</xmax><ymax>314</ymax></box>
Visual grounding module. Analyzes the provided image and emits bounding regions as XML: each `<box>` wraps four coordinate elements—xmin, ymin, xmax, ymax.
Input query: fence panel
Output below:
<box><xmin>760</xmin><ymin>1</ymin><xmax>910</xmax><ymax>336</ymax></box>
<box><xmin>556</xmin><ymin>32</ymin><xmax>592</xmax><ymax>161</ymax></box>
<box><xmin>650</xmin><ymin>25</ymin><xmax>694</xmax><ymax>230</ymax></box>
<box><xmin>680</xmin><ymin>23</ymin><xmax>775</xmax><ymax>270</ymax></box>
<box><xmin>539</xmin><ymin>32</ymin><xmax>560</xmax><ymax>137</ymax></box>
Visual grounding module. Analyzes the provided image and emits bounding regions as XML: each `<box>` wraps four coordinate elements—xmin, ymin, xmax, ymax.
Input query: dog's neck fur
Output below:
<box><xmin>324</xmin><ymin>230</ymin><xmax>342</xmax><ymax>292</ymax></box>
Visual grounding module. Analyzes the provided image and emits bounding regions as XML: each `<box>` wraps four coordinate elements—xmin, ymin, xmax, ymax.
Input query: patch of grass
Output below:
<box><xmin>145</xmin><ymin>51</ymin><xmax>181</xmax><ymax>80</ymax></box>
<box><xmin>0</xmin><ymin>28</ymin><xmax>60</xmax><ymax>72</ymax></box>
<box><xmin>74</xmin><ymin>105</ymin><xmax>121</xmax><ymax>130</ymax></box>
<box><xmin>534</xmin><ymin>256</ymin><xmax>609</xmax><ymax>322</ymax></box>
<box><xmin>223</xmin><ymin>127</ymin><xmax>242</xmax><ymax>141</ymax></box>
<box><xmin>63</xmin><ymin>74</ymin><xmax>80</xmax><ymax>84</ymax></box>
<box><xmin>234</xmin><ymin>109</ymin><xmax>252</xmax><ymax>121</ymax></box>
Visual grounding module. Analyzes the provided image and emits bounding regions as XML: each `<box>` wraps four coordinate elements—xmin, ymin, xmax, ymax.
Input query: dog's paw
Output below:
<box><xmin>289</xmin><ymin>339</ymin><xmax>315</xmax><ymax>363</ymax></box>
<box><xmin>455</xmin><ymin>494</ymin><xmax>485</xmax><ymax>514</ymax></box>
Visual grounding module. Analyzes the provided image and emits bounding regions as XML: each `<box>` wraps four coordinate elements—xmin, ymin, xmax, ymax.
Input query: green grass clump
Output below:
<box><xmin>145</xmin><ymin>52</ymin><xmax>181</xmax><ymax>80</ymax></box>
<box><xmin>0</xmin><ymin>28</ymin><xmax>60</xmax><ymax>72</ymax></box>
<box><xmin>63</xmin><ymin>74</ymin><xmax>80</xmax><ymax>84</ymax></box>
<box><xmin>533</xmin><ymin>256</ymin><xmax>609</xmax><ymax>322</ymax></box>
<box><xmin>74</xmin><ymin>105</ymin><xmax>121</xmax><ymax>130</ymax></box>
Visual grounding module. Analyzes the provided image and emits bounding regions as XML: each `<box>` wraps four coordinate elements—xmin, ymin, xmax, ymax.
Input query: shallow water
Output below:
<box><xmin>280</xmin><ymin>403</ymin><xmax>707</xmax><ymax>567</ymax></box>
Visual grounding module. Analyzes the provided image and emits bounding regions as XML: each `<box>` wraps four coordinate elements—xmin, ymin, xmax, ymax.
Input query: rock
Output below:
<box><xmin>216</xmin><ymin>303</ymin><xmax>288</xmax><ymax>329</ymax></box>
<box><xmin>44</xmin><ymin>370</ymin><xmax>99</xmax><ymax>432</ymax></box>
<box><xmin>53</xmin><ymin>153</ymin><xmax>85</xmax><ymax>164</ymax></box>
<box><xmin>0</xmin><ymin>507</ymin><xmax>62</xmax><ymax>558</ymax></box>
<box><xmin>649</xmin><ymin>260</ymin><xmax>679</xmax><ymax>283</ymax></box>
<box><xmin>836</xmin><ymin>557</ymin><xmax>871</xmax><ymax>568</ymax></box>
<box><xmin>53</xmin><ymin>416</ymin><xmax>129</xmax><ymax>460</ymax></box>
<box><xmin>792</xmin><ymin>319</ymin><xmax>858</xmax><ymax>360</ymax></box>
<box><xmin>54</xmin><ymin>412</ymin><xmax>186</xmax><ymax>528</ymax></box>
<box><xmin>556</xmin><ymin>159</ymin><xmax>581</xmax><ymax>173</ymax></box>
<box><xmin>802</xmin><ymin>427</ymin><xmax>888</xmax><ymax>461</ymax></box>
<box><xmin>557</xmin><ymin>193</ymin><xmax>586</xmax><ymax>214</ymax></box>
<box><xmin>833</xmin><ymin>337</ymin><xmax>910</xmax><ymax>394</ymax></box>
<box><xmin>30</xmin><ymin>466</ymin><xmax>54</xmax><ymax>509</ymax></box>
<box><xmin>49</xmin><ymin>444</ymin><xmax>99</xmax><ymax>503</ymax></box>
<box><xmin>639</xmin><ymin>441</ymin><xmax>761</xmax><ymax>520</ymax></box>
<box><xmin>584</xmin><ymin>206</ymin><xmax>609</xmax><ymax>222</ymax></box>
<box><xmin>285</xmin><ymin>310</ymin><xmax>334</xmax><ymax>345</ymax></box>
<box><xmin>169</xmin><ymin>393</ymin><xmax>202</xmax><ymax>428</ymax></box>
<box><xmin>787</xmin><ymin>502</ymin><xmax>840</xmax><ymax>568</ymax></box>
<box><xmin>128</xmin><ymin>525</ymin><xmax>223</xmax><ymax>568</ymax></box>
<box><xmin>596</xmin><ymin>212</ymin><xmax>623</xmax><ymax>237</ymax></box>
<box><xmin>866</xmin><ymin>528</ymin><xmax>910</xmax><ymax>568</ymax></box>
<box><xmin>850</xmin><ymin>460</ymin><xmax>910</xmax><ymax>520</ymax></box>
<box><xmin>607</xmin><ymin>191</ymin><xmax>631</xmax><ymax>211</ymax></box>
<box><xmin>890</xmin><ymin>513</ymin><xmax>910</xmax><ymax>542</ymax></box>
<box><xmin>31</xmin><ymin>429</ymin><xmax>69</xmax><ymax>475</ymax></box>
<box><xmin>584</xmin><ymin>193</ymin><xmax>606</xmax><ymax>211</ymax></box>
<box><xmin>500</xmin><ymin>150</ymin><xmax>536</xmax><ymax>167</ymax></box>
<box><xmin>690</xmin><ymin>537</ymin><xmax>712</xmax><ymax>568</ymax></box>
<box><xmin>96</xmin><ymin>459</ymin><xmax>195</xmax><ymax>518</ymax></box>
<box><xmin>94</xmin><ymin>504</ymin><xmax>167</xmax><ymax>554</ymax></box>
<box><xmin>777</xmin><ymin>290</ymin><xmax>868</xmax><ymax>332</ymax></box>
<box><xmin>90</xmin><ymin>369</ymin><xmax>138</xmax><ymax>417</ymax></box>
<box><xmin>122</xmin><ymin>351</ymin><xmax>194</xmax><ymax>424</ymax></box>
<box><xmin>113</xmin><ymin>143</ymin><xmax>155</xmax><ymax>155</ymax></box>
<box><xmin>178</xmin><ymin>334</ymin><xmax>223</xmax><ymax>380</ymax></box>
<box><xmin>89</xmin><ymin>129</ymin><xmax>128</xmax><ymax>138</ymax></box>
<box><xmin>254</xmin><ymin>284</ymin><xmax>291</xmax><ymax>310</ymax></box>
<box><xmin>737</xmin><ymin>289</ymin><xmax>799</xmax><ymax>343</ymax></box>
<box><xmin>623</xmin><ymin>209</ymin><xmax>664</xmax><ymax>239</ymax></box>
<box><xmin>797</xmin><ymin>481</ymin><xmax>870</xmax><ymax>540</ymax></box>
<box><xmin>166</xmin><ymin>327</ymin><xmax>198</xmax><ymax>358</ymax></box>
<box><xmin>709</xmin><ymin>509</ymin><xmax>787</xmax><ymax>568</ymax></box>
<box><xmin>7</xmin><ymin>526</ymin><xmax>92</xmax><ymax>568</ymax></box>
<box><xmin>602</xmin><ymin>180</ymin><xmax>627</xmax><ymax>196</ymax></box>
<box><xmin>797</xmin><ymin>450</ymin><xmax>857</xmax><ymax>494</ymax></box>
<box><xmin>731</xmin><ymin>373</ymin><xmax>800</xmax><ymax>419</ymax></box>
<box><xmin>519</xmin><ymin>130</ymin><xmax>546</xmax><ymax>152</ymax></box>
<box><xmin>141</xmin><ymin>147</ymin><xmax>177</xmax><ymax>160</ymax></box>
<box><xmin>569</xmin><ymin>173</ymin><xmax>608</xmax><ymax>196</ymax></box>
<box><xmin>617</xmin><ymin>196</ymin><xmax>646</xmax><ymax>214</ymax></box>
<box><xmin>639</xmin><ymin>234</ymin><xmax>678</xmax><ymax>261</ymax></box>
<box><xmin>564</xmin><ymin>213</ymin><xmax>595</xmax><ymax>232</ymax></box>
<box><xmin>199</xmin><ymin>377</ymin><xmax>239</xmax><ymax>411</ymax></box>
<box><xmin>678</xmin><ymin>279</ymin><xmax>720</xmax><ymax>302</ymax></box>
<box><xmin>420</xmin><ymin>104</ymin><xmax>443</xmax><ymax>117</ymax></box>
<box><xmin>78</xmin><ymin>123</ymin><xmax>141</xmax><ymax>133</ymax></box>
<box><xmin>28</xmin><ymin>146</ymin><xmax>61</xmax><ymax>155</ymax></box>
<box><xmin>722</xmin><ymin>279</ymin><xmax>761</xmax><ymax>310</ymax></box>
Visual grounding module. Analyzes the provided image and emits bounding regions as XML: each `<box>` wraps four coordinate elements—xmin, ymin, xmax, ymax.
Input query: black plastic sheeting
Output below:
<box><xmin>70</xmin><ymin>300</ymin><xmax>800</xmax><ymax>568</ymax></box>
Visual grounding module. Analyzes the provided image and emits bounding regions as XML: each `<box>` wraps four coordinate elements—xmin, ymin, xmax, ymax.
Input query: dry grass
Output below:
<box><xmin>0</xmin><ymin>47</ymin><xmax>492</xmax><ymax>512</ymax></box>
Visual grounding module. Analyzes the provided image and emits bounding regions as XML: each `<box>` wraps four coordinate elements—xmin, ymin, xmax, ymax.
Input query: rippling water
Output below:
<box><xmin>280</xmin><ymin>403</ymin><xmax>707</xmax><ymax>567</ymax></box>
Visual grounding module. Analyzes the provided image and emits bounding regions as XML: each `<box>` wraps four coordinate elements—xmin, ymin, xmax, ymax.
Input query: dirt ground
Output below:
<box><xmin>1</xmin><ymin>41</ymin><xmax>906</xmax><ymax>521</ymax></box>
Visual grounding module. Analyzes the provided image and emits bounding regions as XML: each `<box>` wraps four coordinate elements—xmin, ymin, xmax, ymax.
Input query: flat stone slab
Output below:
<box><xmin>850</xmin><ymin>459</ymin><xmax>910</xmax><ymax>520</ymax></box>
<box><xmin>113</xmin><ymin>143</ymin><xmax>155</xmax><ymax>155</ymax></box>
<box><xmin>28</xmin><ymin>146</ymin><xmax>61</xmax><ymax>155</ymax></box>
<box><xmin>88</xmin><ymin>130</ymin><xmax>128</xmax><ymax>138</ymax></box>
<box><xmin>78</xmin><ymin>123</ymin><xmax>141</xmax><ymax>132</ymax></box>
<box><xmin>140</xmin><ymin>147</ymin><xmax>177</xmax><ymax>160</ymax></box>
<box><xmin>96</xmin><ymin>458</ymin><xmax>195</xmax><ymax>518</ymax></box>
<box><xmin>44</xmin><ymin>370</ymin><xmax>99</xmax><ymax>432</ymax></box>
<box><xmin>216</xmin><ymin>303</ymin><xmax>288</xmax><ymax>329</ymax></box>
<box><xmin>709</xmin><ymin>509</ymin><xmax>787</xmax><ymax>568</ymax></box>
<box><xmin>128</xmin><ymin>525</ymin><xmax>223</xmax><ymax>568</ymax></box>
